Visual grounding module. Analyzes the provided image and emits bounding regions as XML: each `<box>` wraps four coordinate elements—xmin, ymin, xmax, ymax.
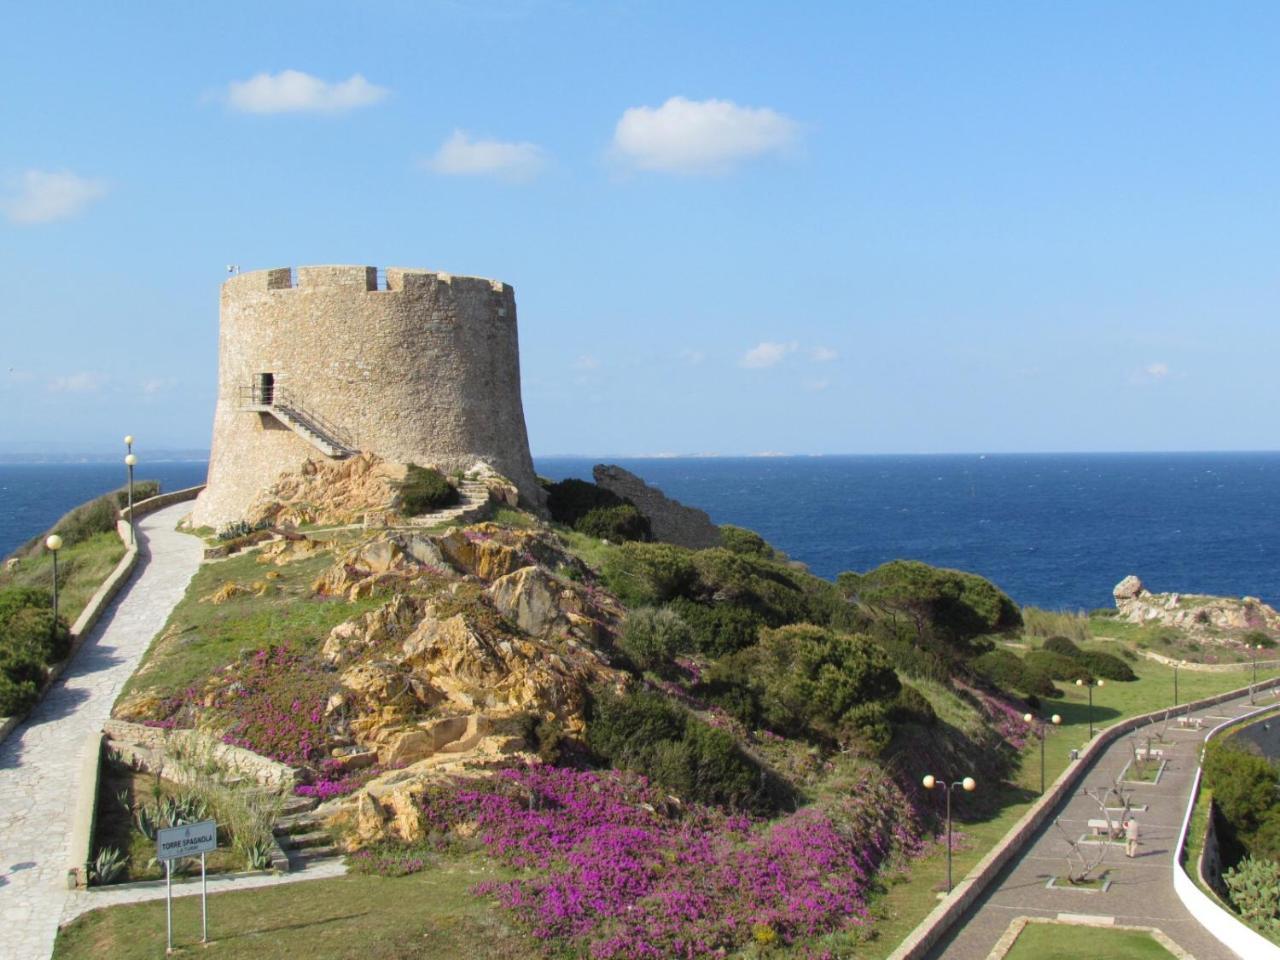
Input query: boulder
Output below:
<box><xmin>323</xmin><ymin>594</ymin><xmax>423</xmax><ymax>666</ymax></box>
<box><xmin>1113</xmin><ymin>575</ymin><xmax>1145</xmax><ymax>600</ymax></box>
<box><xmin>244</xmin><ymin>452</ymin><xmax>410</xmax><ymax>528</ymax></box>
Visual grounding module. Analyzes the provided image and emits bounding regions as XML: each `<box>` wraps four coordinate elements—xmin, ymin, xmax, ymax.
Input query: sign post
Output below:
<box><xmin>156</xmin><ymin>820</ymin><xmax>217</xmax><ymax>953</ymax></box>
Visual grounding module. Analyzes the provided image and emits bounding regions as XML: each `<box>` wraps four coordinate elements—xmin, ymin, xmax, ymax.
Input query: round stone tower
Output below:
<box><xmin>192</xmin><ymin>265</ymin><xmax>541</xmax><ymax>529</ymax></box>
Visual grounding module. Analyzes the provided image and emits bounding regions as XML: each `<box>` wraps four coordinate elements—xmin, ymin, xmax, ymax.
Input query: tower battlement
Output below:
<box><xmin>226</xmin><ymin>265</ymin><xmax>511</xmax><ymax>298</ymax></box>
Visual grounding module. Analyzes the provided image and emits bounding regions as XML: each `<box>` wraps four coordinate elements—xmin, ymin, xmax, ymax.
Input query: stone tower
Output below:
<box><xmin>192</xmin><ymin>265</ymin><xmax>541</xmax><ymax>529</ymax></box>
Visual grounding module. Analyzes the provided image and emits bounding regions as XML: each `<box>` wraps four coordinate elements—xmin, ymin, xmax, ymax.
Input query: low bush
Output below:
<box><xmin>669</xmin><ymin>598</ymin><xmax>763</xmax><ymax>656</ymax></box>
<box><xmin>54</xmin><ymin>494</ymin><xmax>119</xmax><ymax>547</ymax></box>
<box><xmin>587</xmin><ymin>687</ymin><xmax>768</xmax><ymax>810</ymax></box>
<box><xmin>1024</xmin><ymin>649</ymin><xmax>1092</xmax><ymax>682</ymax></box>
<box><xmin>398</xmin><ymin>464</ymin><xmax>459</xmax><ymax>516</ymax></box>
<box><xmin>617</xmin><ymin>606</ymin><xmax>694</xmax><ymax>674</ymax></box>
<box><xmin>972</xmin><ymin>649</ymin><xmax>1058</xmax><ymax>698</ymax></box>
<box><xmin>889</xmin><ymin>683</ymin><xmax>938</xmax><ymax>726</ymax></box>
<box><xmin>1223</xmin><ymin>856</ymin><xmax>1280</xmax><ymax>938</ymax></box>
<box><xmin>113</xmin><ymin>480</ymin><xmax>160</xmax><ymax>509</ymax></box>
<box><xmin>574</xmin><ymin>504</ymin><xmax>650</xmax><ymax>543</ymax></box>
<box><xmin>601</xmin><ymin>542</ymin><xmax>699</xmax><ymax>607</ymax></box>
<box><xmin>718</xmin><ymin>525</ymin><xmax>774</xmax><ymax>558</ymax></box>
<box><xmin>1243</xmin><ymin>629</ymin><xmax>1278</xmax><ymax>650</ymax></box>
<box><xmin>544</xmin><ymin>477</ymin><xmax>626</xmax><ymax>527</ymax></box>
<box><xmin>0</xmin><ymin>586</ymin><xmax>71</xmax><ymax>715</ymax></box>
<box><xmin>1042</xmin><ymin>635</ymin><xmax>1135</xmax><ymax>681</ymax></box>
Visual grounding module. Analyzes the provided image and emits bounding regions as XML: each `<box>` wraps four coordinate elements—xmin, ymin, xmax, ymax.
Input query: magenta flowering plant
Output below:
<box><xmin>421</xmin><ymin>763</ymin><xmax>923</xmax><ymax>959</ymax></box>
<box><xmin>953</xmin><ymin>679</ymin><xmax>1032</xmax><ymax>750</ymax></box>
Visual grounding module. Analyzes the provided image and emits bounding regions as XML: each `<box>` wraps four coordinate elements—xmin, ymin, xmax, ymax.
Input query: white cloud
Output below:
<box><xmin>3</xmin><ymin>170</ymin><xmax>106</xmax><ymax>224</ymax></box>
<box><xmin>48</xmin><ymin>372</ymin><xmax>106</xmax><ymax>393</ymax></box>
<box><xmin>426</xmin><ymin>130</ymin><xmax>546</xmax><ymax>181</ymax></box>
<box><xmin>141</xmin><ymin>377</ymin><xmax>177</xmax><ymax>395</ymax></box>
<box><xmin>612</xmin><ymin>96</ymin><xmax>798</xmax><ymax>174</ymax></box>
<box><xmin>573</xmin><ymin>355</ymin><xmax>600</xmax><ymax>371</ymax></box>
<box><xmin>1145</xmin><ymin>362</ymin><xmax>1170</xmax><ymax>379</ymax></box>
<box><xmin>677</xmin><ymin>348</ymin><xmax>706</xmax><ymax>365</ymax></box>
<box><xmin>740</xmin><ymin>341</ymin><xmax>798</xmax><ymax>369</ymax></box>
<box><xmin>226</xmin><ymin>70</ymin><xmax>387</xmax><ymax>114</ymax></box>
<box><xmin>810</xmin><ymin>346</ymin><xmax>839</xmax><ymax>363</ymax></box>
<box><xmin>804</xmin><ymin>378</ymin><xmax>831</xmax><ymax>392</ymax></box>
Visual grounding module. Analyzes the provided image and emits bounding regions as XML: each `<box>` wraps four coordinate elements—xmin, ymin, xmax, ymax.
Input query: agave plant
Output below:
<box><xmin>90</xmin><ymin>847</ymin><xmax>128</xmax><ymax>885</ymax></box>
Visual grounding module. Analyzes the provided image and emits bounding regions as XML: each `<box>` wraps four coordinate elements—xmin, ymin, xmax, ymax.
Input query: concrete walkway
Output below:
<box><xmin>0</xmin><ymin>504</ymin><xmax>203</xmax><ymax>960</ymax></box>
<box><xmin>926</xmin><ymin>690</ymin><xmax>1269</xmax><ymax>959</ymax></box>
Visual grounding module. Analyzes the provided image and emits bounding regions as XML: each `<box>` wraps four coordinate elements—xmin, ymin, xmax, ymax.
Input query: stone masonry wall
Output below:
<box><xmin>192</xmin><ymin>265</ymin><xmax>541</xmax><ymax>529</ymax></box>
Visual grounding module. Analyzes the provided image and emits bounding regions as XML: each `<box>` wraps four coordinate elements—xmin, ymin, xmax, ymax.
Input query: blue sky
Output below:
<box><xmin>2</xmin><ymin>1</ymin><xmax>1277</xmax><ymax>457</ymax></box>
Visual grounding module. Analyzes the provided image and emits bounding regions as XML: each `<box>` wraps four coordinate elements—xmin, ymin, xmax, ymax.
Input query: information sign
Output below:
<box><xmin>156</xmin><ymin>820</ymin><xmax>217</xmax><ymax>861</ymax></box>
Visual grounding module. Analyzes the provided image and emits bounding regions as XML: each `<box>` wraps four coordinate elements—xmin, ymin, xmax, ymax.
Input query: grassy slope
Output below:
<box><xmin>119</xmin><ymin>542</ymin><xmax>382</xmax><ymax>703</ymax></box>
<box><xmin>0</xmin><ymin>530</ymin><xmax>125</xmax><ymax>625</ymax></box>
<box><xmin>53</xmin><ymin>858</ymin><xmax>529</xmax><ymax>960</ymax></box>
<box><xmin>1003</xmin><ymin>923</ymin><xmax>1177</xmax><ymax>960</ymax></box>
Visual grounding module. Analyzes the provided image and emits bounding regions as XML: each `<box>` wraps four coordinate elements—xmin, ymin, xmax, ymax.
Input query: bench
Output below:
<box><xmin>1177</xmin><ymin>716</ymin><xmax>1204</xmax><ymax>729</ymax></box>
<box><xmin>1135</xmin><ymin>747</ymin><xmax>1165</xmax><ymax>760</ymax></box>
<box><xmin>1087</xmin><ymin>818</ymin><xmax>1121</xmax><ymax>837</ymax></box>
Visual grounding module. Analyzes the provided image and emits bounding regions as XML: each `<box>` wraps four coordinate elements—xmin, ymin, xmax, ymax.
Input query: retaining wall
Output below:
<box><xmin>888</xmin><ymin>677</ymin><xmax>1280</xmax><ymax>960</ymax></box>
<box><xmin>1172</xmin><ymin>706</ymin><xmax>1280</xmax><ymax>959</ymax></box>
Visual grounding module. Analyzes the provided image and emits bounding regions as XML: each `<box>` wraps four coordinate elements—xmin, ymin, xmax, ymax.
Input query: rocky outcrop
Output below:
<box><xmin>593</xmin><ymin>464</ymin><xmax>720</xmax><ymax>549</ymax></box>
<box><xmin>1113</xmin><ymin>574</ymin><xmax>1280</xmax><ymax>634</ymax></box>
<box><xmin>244</xmin><ymin>453</ymin><xmax>410</xmax><ymax>528</ymax></box>
<box><xmin>312</xmin><ymin>532</ymin><xmax>453</xmax><ymax>601</ymax></box>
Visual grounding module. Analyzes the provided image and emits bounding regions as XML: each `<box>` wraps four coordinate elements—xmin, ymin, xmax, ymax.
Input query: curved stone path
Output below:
<box><xmin>926</xmin><ymin>689</ymin><xmax>1271</xmax><ymax>960</ymax></box>
<box><xmin>0</xmin><ymin>504</ymin><xmax>203</xmax><ymax>960</ymax></box>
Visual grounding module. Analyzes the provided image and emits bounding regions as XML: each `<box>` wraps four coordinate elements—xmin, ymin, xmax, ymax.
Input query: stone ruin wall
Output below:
<box><xmin>192</xmin><ymin>265</ymin><xmax>541</xmax><ymax>529</ymax></box>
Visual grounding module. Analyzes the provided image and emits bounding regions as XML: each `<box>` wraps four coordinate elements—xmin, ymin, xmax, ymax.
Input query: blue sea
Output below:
<box><xmin>4</xmin><ymin>453</ymin><xmax>1279</xmax><ymax>612</ymax></box>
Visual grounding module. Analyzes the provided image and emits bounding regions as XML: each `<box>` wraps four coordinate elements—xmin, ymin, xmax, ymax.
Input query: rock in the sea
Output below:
<box><xmin>592</xmin><ymin>464</ymin><xmax>720</xmax><ymax>549</ymax></box>
<box><xmin>1113</xmin><ymin>575</ymin><xmax>1145</xmax><ymax>600</ymax></box>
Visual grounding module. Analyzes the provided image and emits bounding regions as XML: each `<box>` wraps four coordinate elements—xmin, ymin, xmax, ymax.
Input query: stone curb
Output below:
<box><xmin>1172</xmin><ymin>704</ymin><xmax>1280</xmax><ymax>958</ymax></box>
<box><xmin>887</xmin><ymin>676</ymin><xmax>1280</xmax><ymax>960</ymax></box>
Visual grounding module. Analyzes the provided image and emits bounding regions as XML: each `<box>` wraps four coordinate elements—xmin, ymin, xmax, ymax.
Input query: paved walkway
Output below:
<box><xmin>0</xmin><ymin>504</ymin><xmax>203</xmax><ymax>960</ymax></box>
<box><xmin>926</xmin><ymin>691</ymin><xmax>1269</xmax><ymax>960</ymax></box>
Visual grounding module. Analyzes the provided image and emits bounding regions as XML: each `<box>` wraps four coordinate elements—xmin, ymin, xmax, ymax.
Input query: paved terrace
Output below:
<box><xmin>927</xmin><ymin>689</ymin><xmax>1270</xmax><ymax>960</ymax></box>
<box><xmin>0</xmin><ymin>504</ymin><xmax>203</xmax><ymax>960</ymax></box>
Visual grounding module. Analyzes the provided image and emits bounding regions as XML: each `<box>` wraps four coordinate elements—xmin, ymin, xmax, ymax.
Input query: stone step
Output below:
<box><xmin>289</xmin><ymin>843</ymin><xmax>341</xmax><ymax>864</ymax></box>
<box><xmin>274</xmin><ymin>811</ymin><xmax>327</xmax><ymax>835</ymax></box>
<box><xmin>278</xmin><ymin>829</ymin><xmax>335</xmax><ymax>851</ymax></box>
<box><xmin>280</xmin><ymin>795</ymin><xmax>319</xmax><ymax>817</ymax></box>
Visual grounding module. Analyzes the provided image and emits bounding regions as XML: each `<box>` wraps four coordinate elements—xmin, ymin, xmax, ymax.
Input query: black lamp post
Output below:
<box><xmin>1251</xmin><ymin>644</ymin><xmax>1263</xmax><ymax>704</ymax></box>
<box><xmin>125</xmin><ymin>452</ymin><xmax>137</xmax><ymax>544</ymax></box>
<box><xmin>1023</xmin><ymin>712</ymin><xmax>1062</xmax><ymax>795</ymax></box>
<box><xmin>1174</xmin><ymin>658</ymin><xmax>1185</xmax><ymax>707</ymax></box>
<box><xmin>45</xmin><ymin>534</ymin><xmax>63</xmax><ymax>637</ymax></box>
<box><xmin>923</xmin><ymin>773</ymin><xmax>976</xmax><ymax>893</ymax></box>
<box><xmin>1076</xmin><ymin>677</ymin><xmax>1105</xmax><ymax>739</ymax></box>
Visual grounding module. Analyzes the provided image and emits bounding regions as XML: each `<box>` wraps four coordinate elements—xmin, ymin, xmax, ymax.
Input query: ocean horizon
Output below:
<box><xmin>4</xmin><ymin>451</ymin><xmax>1279</xmax><ymax>613</ymax></box>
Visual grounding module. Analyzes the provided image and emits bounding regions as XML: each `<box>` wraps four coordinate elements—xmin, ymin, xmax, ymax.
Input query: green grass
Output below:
<box><xmin>119</xmin><ymin>548</ymin><xmax>385</xmax><ymax>702</ymax></box>
<box><xmin>0</xmin><ymin>530</ymin><xmax>126</xmax><ymax>625</ymax></box>
<box><xmin>1002</xmin><ymin>922</ymin><xmax>1177</xmax><ymax>959</ymax></box>
<box><xmin>52</xmin><ymin>857</ymin><xmax>531</xmax><ymax>960</ymax></box>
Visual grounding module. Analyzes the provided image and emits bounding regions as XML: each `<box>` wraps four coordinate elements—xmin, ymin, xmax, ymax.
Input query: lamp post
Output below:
<box><xmin>1023</xmin><ymin>712</ymin><xmax>1062</xmax><ymax>795</ymax></box>
<box><xmin>922</xmin><ymin>773</ymin><xmax>976</xmax><ymax>893</ymax></box>
<box><xmin>1076</xmin><ymin>677</ymin><xmax>1105</xmax><ymax>739</ymax></box>
<box><xmin>1251</xmin><ymin>644</ymin><xmax>1264</xmax><ymax>704</ymax></box>
<box><xmin>45</xmin><ymin>535</ymin><xmax>63</xmax><ymax>639</ymax></box>
<box><xmin>1174</xmin><ymin>658</ymin><xmax>1186</xmax><ymax>707</ymax></box>
<box><xmin>125</xmin><ymin>453</ymin><xmax>137</xmax><ymax>544</ymax></box>
<box><xmin>124</xmin><ymin>434</ymin><xmax>133</xmax><ymax>455</ymax></box>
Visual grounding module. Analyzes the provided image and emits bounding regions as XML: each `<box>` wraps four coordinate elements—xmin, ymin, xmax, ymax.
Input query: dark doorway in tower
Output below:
<box><xmin>255</xmin><ymin>372</ymin><xmax>275</xmax><ymax>405</ymax></box>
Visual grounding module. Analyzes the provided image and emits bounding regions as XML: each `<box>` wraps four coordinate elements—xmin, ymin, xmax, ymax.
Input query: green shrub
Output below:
<box><xmin>602</xmin><ymin>542</ymin><xmax>699</xmax><ymax>606</ymax></box>
<box><xmin>868</xmin><ymin>625</ymin><xmax>953</xmax><ymax>684</ymax></box>
<box><xmin>1025</xmin><ymin>649</ymin><xmax>1092</xmax><ymax>682</ymax></box>
<box><xmin>3</xmin><ymin>606</ymin><xmax>71</xmax><ymax>664</ymax></box>
<box><xmin>713</xmin><ymin>624</ymin><xmax>900</xmax><ymax>750</ymax></box>
<box><xmin>544</xmin><ymin>478</ymin><xmax>628</xmax><ymax>527</ymax></box>
<box><xmin>1204</xmin><ymin>740</ymin><xmax>1280</xmax><ymax>837</ymax></box>
<box><xmin>1041</xmin><ymin>635</ymin><xmax>1136</xmax><ymax>681</ymax></box>
<box><xmin>0</xmin><ymin>673</ymin><xmax>39</xmax><ymax>716</ymax></box>
<box><xmin>1243</xmin><ymin>630</ymin><xmax>1278</xmax><ymax>650</ymax></box>
<box><xmin>587</xmin><ymin>687</ymin><xmax>768</xmax><ymax>810</ymax></box>
<box><xmin>669</xmin><ymin>598</ymin><xmax>764</xmax><ymax>656</ymax></box>
<box><xmin>839</xmin><ymin>560</ymin><xmax>1021</xmax><ymax>649</ymax></box>
<box><xmin>718</xmin><ymin>525</ymin><xmax>774</xmax><ymax>558</ymax></box>
<box><xmin>0</xmin><ymin>587</ymin><xmax>51</xmax><ymax>625</ymax></box>
<box><xmin>617</xmin><ymin>607</ymin><xmax>694</xmax><ymax>674</ymax></box>
<box><xmin>1021</xmin><ymin>607</ymin><xmax>1089</xmax><ymax>643</ymax></box>
<box><xmin>575</xmin><ymin>504</ymin><xmax>650</xmax><ymax>543</ymax></box>
<box><xmin>398</xmin><ymin>465</ymin><xmax>459</xmax><ymax>516</ymax></box>
<box><xmin>113</xmin><ymin>480</ymin><xmax>160</xmax><ymax>509</ymax></box>
<box><xmin>973</xmin><ymin>649</ymin><xmax>1058</xmax><ymax>698</ymax></box>
<box><xmin>54</xmin><ymin>494</ymin><xmax>119</xmax><ymax>547</ymax></box>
